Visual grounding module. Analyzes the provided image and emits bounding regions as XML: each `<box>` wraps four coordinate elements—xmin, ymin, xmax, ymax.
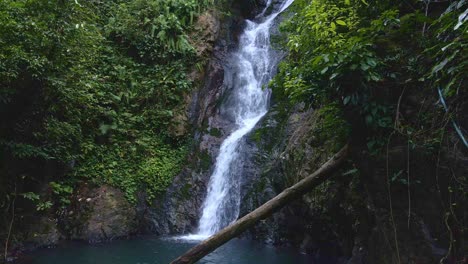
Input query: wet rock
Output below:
<box><xmin>235</xmin><ymin>0</ymin><xmax>269</xmax><ymax>18</ymax></box>
<box><xmin>25</xmin><ymin>217</ymin><xmax>61</xmax><ymax>249</ymax></box>
<box><xmin>61</xmin><ymin>185</ymin><xmax>137</xmax><ymax>243</ymax></box>
<box><xmin>237</xmin><ymin>95</ymin><xmax>466</xmax><ymax>264</ymax></box>
<box><xmin>138</xmin><ymin>168</ymin><xmax>208</xmax><ymax>235</ymax></box>
<box><xmin>139</xmin><ymin>9</ymin><xmax>241</xmax><ymax>236</ymax></box>
<box><xmin>190</xmin><ymin>11</ymin><xmax>221</xmax><ymax>58</ymax></box>
<box><xmin>170</xmin><ymin>10</ymin><xmax>222</xmax><ymax>138</ymax></box>
<box><xmin>81</xmin><ymin>186</ymin><xmax>137</xmax><ymax>243</ymax></box>
<box><xmin>3</xmin><ymin>216</ymin><xmax>62</xmax><ymax>262</ymax></box>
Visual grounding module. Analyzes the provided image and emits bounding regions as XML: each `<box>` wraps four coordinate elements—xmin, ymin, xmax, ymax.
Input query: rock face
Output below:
<box><xmin>235</xmin><ymin>94</ymin><xmax>467</xmax><ymax>263</ymax></box>
<box><xmin>61</xmin><ymin>185</ymin><xmax>137</xmax><ymax>243</ymax></box>
<box><xmin>239</xmin><ymin>105</ymin><xmax>350</xmax><ymax>252</ymax></box>
<box><xmin>138</xmin><ymin>9</ymin><xmax>244</xmax><ymax>235</ymax></box>
<box><xmin>80</xmin><ymin>186</ymin><xmax>137</xmax><ymax>243</ymax></box>
<box><xmin>23</xmin><ymin>217</ymin><xmax>61</xmax><ymax>249</ymax></box>
<box><xmin>170</xmin><ymin>11</ymin><xmax>222</xmax><ymax>138</ymax></box>
<box><xmin>190</xmin><ymin>11</ymin><xmax>221</xmax><ymax>58</ymax></box>
<box><xmin>3</xmin><ymin>216</ymin><xmax>61</xmax><ymax>262</ymax></box>
<box><xmin>7</xmin><ymin>185</ymin><xmax>136</xmax><ymax>261</ymax></box>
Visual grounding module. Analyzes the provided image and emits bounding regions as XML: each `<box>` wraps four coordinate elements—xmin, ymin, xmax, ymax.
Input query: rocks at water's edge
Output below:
<box><xmin>5</xmin><ymin>185</ymin><xmax>136</xmax><ymax>262</ymax></box>
<box><xmin>78</xmin><ymin>186</ymin><xmax>137</xmax><ymax>243</ymax></box>
<box><xmin>57</xmin><ymin>185</ymin><xmax>137</xmax><ymax>244</ymax></box>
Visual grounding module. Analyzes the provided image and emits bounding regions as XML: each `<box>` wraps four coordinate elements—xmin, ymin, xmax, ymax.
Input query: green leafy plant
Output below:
<box><xmin>36</xmin><ymin>201</ymin><xmax>53</xmax><ymax>212</ymax></box>
<box><xmin>0</xmin><ymin>0</ymin><xmax>213</xmax><ymax>209</ymax></box>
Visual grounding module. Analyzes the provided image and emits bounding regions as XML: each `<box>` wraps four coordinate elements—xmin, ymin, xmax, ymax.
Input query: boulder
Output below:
<box><xmin>62</xmin><ymin>185</ymin><xmax>137</xmax><ymax>243</ymax></box>
<box><xmin>21</xmin><ymin>217</ymin><xmax>61</xmax><ymax>250</ymax></box>
<box><xmin>81</xmin><ymin>186</ymin><xmax>137</xmax><ymax>243</ymax></box>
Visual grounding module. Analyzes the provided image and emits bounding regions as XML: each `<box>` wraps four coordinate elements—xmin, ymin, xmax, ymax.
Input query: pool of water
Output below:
<box><xmin>16</xmin><ymin>236</ymin><xmax>341</xmax><ymax>264</ymax></box>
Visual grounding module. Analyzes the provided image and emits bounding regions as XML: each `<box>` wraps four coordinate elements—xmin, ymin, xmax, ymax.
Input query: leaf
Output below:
<box><xmin>366</xmin><ymin>57</ymin><xmax>377</xmax><ymax>67</ymax></box>
<box><xmin>312</xmin><ymin>55</ymin><xmax>323</xmax><ymax>67</ymax></box>
<box><xmin>365</xmin><ymin>115</ymin><xmax>373</xmax><ymax>124</ymax></box>
<box><xmin>109</xmin><ymin>93</ymin><xmax>121</xmax><ymax>102</ymax></box>
<box><xmin>343</xmin><ymin>96</ymin><xmax>351</xmax><ymax>105</ymax></box>
<box><xmin>360</xmin><ymin>63</ymin><xmax>370</xmax><ymax>71</ymax></box>
<box><xmin>336</xmin><ymin>20</ymin><xmax>347</xmax><ymax>26</ymax></box>
<box><xmin>431</xmin><ymin>58</ymin><xmax>449</xmax><ymax>74</ymax></box>
<box><xmin>99</xmin><ymin>124</ymin><xmax>112</xmax><ymax>135</ymax></box>
<box><xmin>21</xmin><ymin>192</ymin><xmax>40</xmax><ymax>201</ymax></box>
<box><xmin>367</xmin><ymin>140</ymin><xmax>375</xmax><ymax>149</ymax></box>
<box><xmin>342</xmin><ymin>168</ymin><xmax>358</xmax><ymax>176</ymax></box>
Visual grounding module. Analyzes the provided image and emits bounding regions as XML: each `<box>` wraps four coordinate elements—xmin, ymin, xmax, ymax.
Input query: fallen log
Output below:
<box><xmin>171</xmin><ymin>144</ymin><xmax>349</xmax><ymax>264</ymax></box>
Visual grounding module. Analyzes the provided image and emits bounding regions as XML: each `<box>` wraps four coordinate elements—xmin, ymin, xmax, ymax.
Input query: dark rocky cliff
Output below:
<box><xmin>236</xmin><ymin>92</ymin><xmax>467</xmax><ymax>263</ymax></box>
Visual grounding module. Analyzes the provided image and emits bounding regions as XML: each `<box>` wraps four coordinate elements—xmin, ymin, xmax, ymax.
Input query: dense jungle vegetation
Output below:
<box><xmin>0</xmin><ymin>0</ymin><xmax>215</xmax><ymax>252</ymax></box>
<box><xmin>272</xmin><ymin>0</ymin><xmax>467</xmax><ymax>261</ymax></box>
<box><xmin>275</xmin><ymin>0</ymin><xmax>466</xmax><ymax>146</ymax></box>
<box><xmin>0</xmin><ymin>0</ymin><xmax>467</xmax><ymax>262</ymax></box>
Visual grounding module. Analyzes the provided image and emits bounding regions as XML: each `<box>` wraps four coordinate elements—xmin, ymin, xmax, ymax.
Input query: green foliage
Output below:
<box><xmin>198</xmin><ymin>149</ymin><xmax>213</xmax><ymax>172</ymax></box>
<box><xmin>0</xmin><ymin>0</ymin><xmax>213</xmax><ymax>205</ymax></box>
<box><xmin>426</xmin><ymin>1</ymin><xmax>467</xmax><ymax>98</ymax></box>
<box><xmin>21</xmin><ymin>192</ymin><xmax>40</xmax><ymax>202</ymax></box>
<box><xmin>209</xmin><ymin>127</ymin><xmax>222</xmax><ymax>137</ymax></box>
<box><xmin>108</xmin><ymin>0</ymin><xmax>213</xmax><ymax>62</ymax></box>
<box><xmin>274</xmin><ymin>2</ymin><xmax>467</xmax><ymax>259</ymax></box>
<box><xmin>36</xmin><ymin>201</ymin><xmax>53</xmax><ymax>212</ymax></box>
<box><xmin>274</xmin><ymin>0</ymin><xmax>467</xmax><ymax>152</ymax></box>
<box><xmin>49</xmin><ymin>181</ymin><xmax>73</xmax><ymax>206</ymax></box>
<box><xmin>314</xmin><ymin>104</ymin><xmax>350</xmax><ymax>148</ymax></box>
<box><xmin>275</xmin><ymin>0</ymin><xmax>388</xmax><ymax>116</ymax></box>
<box><xmin>21</xmin><ymin>190</ymin><xmax>58</xmax><ymax>212</ymax></box>
<box><xmin>76</xmin><ymin>139</ymin><xmax>188</xmax><ymax>203</ymax></box>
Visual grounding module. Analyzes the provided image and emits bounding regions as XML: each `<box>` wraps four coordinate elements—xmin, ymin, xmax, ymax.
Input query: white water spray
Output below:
<box><xmin>183</xmin><ymin>0</ymin><xmax>294</xmax><ymax>240</ymax></box>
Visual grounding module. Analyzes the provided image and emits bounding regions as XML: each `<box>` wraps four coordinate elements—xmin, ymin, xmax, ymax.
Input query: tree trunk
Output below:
<box><xmin>171</xmin><ymin>144</ymin><xmax>349</xmax><ymax>264</ymax></box>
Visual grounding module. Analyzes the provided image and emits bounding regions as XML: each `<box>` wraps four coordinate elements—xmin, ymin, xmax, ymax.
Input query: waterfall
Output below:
<box><xmin>183</xmin><ymin>0</ymin><xmax>294</xmax><ymax>240</ymax></box>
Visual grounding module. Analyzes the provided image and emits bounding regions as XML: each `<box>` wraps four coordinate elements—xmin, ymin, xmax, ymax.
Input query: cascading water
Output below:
<box><xmin>184</xmin><ymin>0</ymin><xmax>294</xmax><ymax>240</ymax></box>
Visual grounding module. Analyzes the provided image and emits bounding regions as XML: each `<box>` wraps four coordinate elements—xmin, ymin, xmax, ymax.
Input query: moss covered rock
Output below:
<box><xmin>61</xmin><ymin>185</ymin><xmax>137</xmax><ymax>243</ymax></box>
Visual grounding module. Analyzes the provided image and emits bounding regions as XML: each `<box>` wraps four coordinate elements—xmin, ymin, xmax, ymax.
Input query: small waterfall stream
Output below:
<box><xmin>184</xmin><ymin>0</ymin><xmax>294</xmax><ymax>240</ymax></box>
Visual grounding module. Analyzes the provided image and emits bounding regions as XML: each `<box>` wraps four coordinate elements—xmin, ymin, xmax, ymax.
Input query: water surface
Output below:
<box><xmin>17</xmin><ymin>237</ymin><xmax>326</xmax><ymax>264</ymax></box>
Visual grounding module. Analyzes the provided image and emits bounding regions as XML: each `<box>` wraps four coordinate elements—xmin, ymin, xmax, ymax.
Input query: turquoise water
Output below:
<box><xmin>16</xmin><ymin>237</ymin><xmax>340</xmax><ymax>264</ymax></box>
